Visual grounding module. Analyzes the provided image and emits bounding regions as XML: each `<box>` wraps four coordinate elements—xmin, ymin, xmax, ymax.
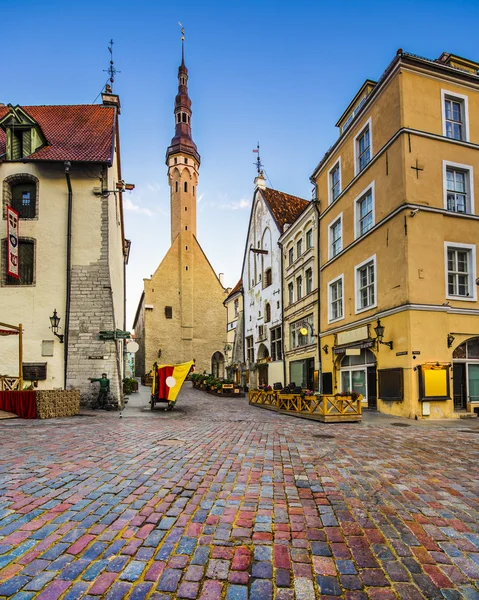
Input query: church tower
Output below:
<box><xmin>133</xmin><ymin>33</ymin><xmax>227</xmax><ymax>376</ymax></box>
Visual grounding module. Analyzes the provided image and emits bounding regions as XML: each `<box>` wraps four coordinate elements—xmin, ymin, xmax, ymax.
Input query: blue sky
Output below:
<box><xmin>3</xmin><ymin>0</ymin><xmax>479</xmax><ymax>328</ymax></box>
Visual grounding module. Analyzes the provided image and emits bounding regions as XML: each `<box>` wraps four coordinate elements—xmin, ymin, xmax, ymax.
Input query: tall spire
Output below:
<box><xmin>165</xmin><ymin>25</ymin><xmax>200</xmax><ymax>165</ymax></box>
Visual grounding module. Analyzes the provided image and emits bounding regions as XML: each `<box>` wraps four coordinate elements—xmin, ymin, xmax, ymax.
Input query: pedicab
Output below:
<box><xmin>150</xmin><ymin>360</ymin><xmax>195</xmax><ymax>411</ymax></box>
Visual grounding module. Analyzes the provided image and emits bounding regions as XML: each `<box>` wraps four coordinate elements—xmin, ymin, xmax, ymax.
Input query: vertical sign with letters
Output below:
<box><xmin>7</xmin><ymin>206</ymin><xmax>19</xmax><ymax>279</ymax></box>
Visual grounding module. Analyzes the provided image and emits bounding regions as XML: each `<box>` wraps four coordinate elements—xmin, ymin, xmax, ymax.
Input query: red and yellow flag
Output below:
<box><xmin>152</xmin><ymin>360</ymin><xmax>194</xmax><ymax>403</ymax></box>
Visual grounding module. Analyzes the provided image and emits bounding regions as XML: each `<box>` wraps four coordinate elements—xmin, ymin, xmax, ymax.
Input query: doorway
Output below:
<box><xmin>453</xmin><ymin>338</ymin><xmax>479</xmax><ymax>411</ymax></box>
<box><xmin>340</xmin><ymin>349</ymin><xmax>377</xmax><ymax>408</ymax></box>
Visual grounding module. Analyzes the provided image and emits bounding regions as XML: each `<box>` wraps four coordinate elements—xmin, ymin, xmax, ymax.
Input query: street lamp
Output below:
<box><xmin>373</xmin><ymin>319</ymin><xmax>393</xmax><ymax>350</ymax></box>
<box><xmin>49</xmin><ymin>309</ymin><xmax>64</xmax><ymax>343</ymax></box>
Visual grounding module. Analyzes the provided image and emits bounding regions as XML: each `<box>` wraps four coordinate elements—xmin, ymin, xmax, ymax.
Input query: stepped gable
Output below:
<box><xmin>261</xmin><ymin>187</ymin><xmax>310</xmax><ymax>231</ymax></box>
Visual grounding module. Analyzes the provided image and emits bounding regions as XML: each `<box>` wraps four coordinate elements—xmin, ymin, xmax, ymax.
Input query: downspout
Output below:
<box><xmin>278</xmin><ymin>239</ymin><xmax>286</xmax><ymax>386</ymax></box>
<box><xmin>313</xmin><ymin>197</ymin><xmax>321</xmax><ymax>392</ymax></box>
<box><xmin>64</xmin><ymin>162</ymin><xmax>73</xmax><ymax>389</ymax></box>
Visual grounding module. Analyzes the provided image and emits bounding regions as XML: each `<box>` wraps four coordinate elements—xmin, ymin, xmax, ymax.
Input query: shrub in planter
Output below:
<box><xmin>123</xmin><ymin>378</ymin><xmax>138</xmax><ymax>394</ymax></box>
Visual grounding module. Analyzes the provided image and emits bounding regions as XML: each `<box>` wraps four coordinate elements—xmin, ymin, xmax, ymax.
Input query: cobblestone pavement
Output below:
<box><xmin>1</xmin><ymin>383</ymin><xmax>479</xmax><ymax>599</ymax></box>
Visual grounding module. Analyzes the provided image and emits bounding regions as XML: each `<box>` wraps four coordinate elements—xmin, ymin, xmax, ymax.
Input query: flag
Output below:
<box><xmin>7</xmin><ymin>206</ymin><xmax>19</xmax><ymax>279</ymax></box>
<box><xmin>252</xmin><ymin>149</ymin><xmax>259</xmax><ymax>153</ymax></box>
<box><xmin>152</xmin><ymin>360</ymin><xmax>195</xmax><ymax>403</ymax></box>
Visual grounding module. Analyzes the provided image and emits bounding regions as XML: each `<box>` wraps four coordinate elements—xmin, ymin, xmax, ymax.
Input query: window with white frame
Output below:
<box><xmin>296</xmin><ymin>275</ymin><xmax>302</xmax><ymax>300</ymax></box>
<box><xmin>329</xmin><ymin>161</ymin><xmax>341</xmax><ymax>203</ymax></box>
<box><xmin>355</xmin><ymin>256</ymin><xmax>376</xmax><ymax>312</ymax></box>
<box><xmin>305</xmin><ymin>268</ymin><xmax>313</xmax><ymax>295</ymax></box>
<box><xmin>355</xmin><ymin>121</ymin><xmax>371</xmax><ymax>174</ymax></box>
<box><xmin>329</xmin><ymin>216</ymin><xmax>342</xmax><ymax>258</ymax></box>
<box><xmin>445</xmin><ymin>243</ymin><xmax>476</xmax><ymax>300</ymax></box>
<box><xmin>306</xmin><ymin>228</ymin><xmax>313</xmax><ymax>249</ymax></box>
<box><xmin>444</xmin><ymin>162</ymin><xmax>473</xmax><ymax>214</ymax></box>
<box><xmin>443</xmin><ymin>93</ymin><xmax>467</xmax><ymax>141</ymax></box>
<box><xmin>328</xmin><ymin>276</ymin><xmax>344</xmax><ymax>322</ymax></box>
<box><xmin>355</xmin><ymin>185</ymin><xmax>374</xmax><ymax>238</ymax></box>
<box><xmin>288</xmin><ymin>281</ymin><xmax>294</xmax><ymax>305</ymax></box>
<box><xmin>296</xmin><ymin>238</ymin><xmax>303</xmax><ymax>258</ymax></box>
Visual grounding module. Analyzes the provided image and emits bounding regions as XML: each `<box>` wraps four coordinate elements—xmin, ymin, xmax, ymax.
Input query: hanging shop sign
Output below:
<box><xmin>7</xmin><ymin>206</ymin><xmax>19</xmax><ymax>279</ymax></box>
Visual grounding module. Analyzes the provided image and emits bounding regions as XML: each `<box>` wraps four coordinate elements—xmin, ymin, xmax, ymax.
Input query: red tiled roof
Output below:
<box><xmin>225</xmin><ymin>279</ymin><xmax>242</xmax><ymax>301</ymax></box>
<box><xmin>0</xmin><ymin>104</ymin><xmax>116</xmax><ymax>163</ymax></box>
<box><xmin>261</xmin><ymin>188</ymin><xmax>309</xmax><ymax>231</ymax></box>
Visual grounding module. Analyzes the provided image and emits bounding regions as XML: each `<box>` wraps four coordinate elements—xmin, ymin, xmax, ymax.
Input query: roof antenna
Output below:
<box><xmin>103</xmin><ymin>39</ymin><xmax>120</xmax><ymax>93</ymax></box>
<box><xmin>252</xmin><ymin>142</ymin><xmax>263</xmax><ymax>175</ymax></box>
<box><xmin>178</xmin><ymin>22</ymin><xmax>185</xmax><ymax>63</ymax></box>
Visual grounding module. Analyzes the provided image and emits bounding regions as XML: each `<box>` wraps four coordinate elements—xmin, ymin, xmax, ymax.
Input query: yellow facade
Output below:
<box><xmin>280</xmin><ymin>203</ymin><xmax>320</xmax><ymax>390</ymax></box>
<box><xmin>312</xmin><ymin>51</ymin><xmax>479</xmax><ymax>419</ymax></box>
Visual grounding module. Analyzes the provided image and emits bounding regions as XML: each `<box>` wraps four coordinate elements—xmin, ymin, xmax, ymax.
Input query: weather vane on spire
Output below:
<box><xmin>252</xmin><ymin>142</ymin><xmax>264</xmax><ymax>175</ymax></box>
<box><xmin>103</xmin><ymin>39</ymin><xmax>120</xmax><ymax>92</ymax></box>
<box><xmin>178</xmin><ymin>22</ymin><xmax>185</xmax><ymax>62</ymax></box>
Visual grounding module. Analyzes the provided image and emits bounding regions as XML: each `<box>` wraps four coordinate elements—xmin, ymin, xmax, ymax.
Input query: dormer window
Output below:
<box><xmin>0</xmin><ymin>106</ymin><xmax>47</xmax><ymax>161</ymax></box>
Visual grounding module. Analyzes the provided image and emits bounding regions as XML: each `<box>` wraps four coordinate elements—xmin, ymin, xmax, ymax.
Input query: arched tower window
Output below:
<box><xmin>184</xmin><ymin>181</ymin><xmax>188</xmax><ymax>192</ymax></box>
<box><xmin>265</xmin><ymin>303</ymin><xmax>271</xmax><ymax>323</ymax></box>
<box><xmin>175</xmin><ymin>181</ymin><xmax>178</xmax><ymax>192</ymax></box>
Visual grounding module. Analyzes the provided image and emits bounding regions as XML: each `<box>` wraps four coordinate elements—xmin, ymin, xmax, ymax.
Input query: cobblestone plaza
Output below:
<box><xmin>1</xmin><ymin>384</ymin><xmax>479</xmax><ymax>599</ymax></box>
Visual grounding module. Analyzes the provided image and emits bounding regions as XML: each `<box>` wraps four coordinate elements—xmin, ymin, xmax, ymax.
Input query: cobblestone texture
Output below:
<box><xmin>0</xmin><ymin>382</ymin><xmax>478</xmax><ymax>598</ymax></box>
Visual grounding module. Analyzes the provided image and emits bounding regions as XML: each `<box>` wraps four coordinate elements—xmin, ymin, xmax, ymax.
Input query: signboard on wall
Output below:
<box><xmin>336</xmin><ymin>325</ymin><xmax>369</xmax><ymax>347</ymax></box>
<box><xmin>7</xmin><ymin>206</ymin><xmax>19</xmax><ymax>279</ymax></box>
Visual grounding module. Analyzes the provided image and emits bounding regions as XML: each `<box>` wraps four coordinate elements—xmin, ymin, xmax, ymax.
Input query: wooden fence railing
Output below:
<box><xmin>0</xmin><ymin>376</ymin><xmax>21</xmax><ymax>391</ymax></box>
<box><xmin>249</xmin><ymin>390</ymin><xmax>362</xmax><ymax>422</ymax></box>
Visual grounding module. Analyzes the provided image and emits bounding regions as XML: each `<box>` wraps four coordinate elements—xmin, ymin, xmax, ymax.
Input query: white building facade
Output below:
<box><xmin>242</xmin><ymin>174</ymin><xmax>309</xmax><ymax>389</ymax></box>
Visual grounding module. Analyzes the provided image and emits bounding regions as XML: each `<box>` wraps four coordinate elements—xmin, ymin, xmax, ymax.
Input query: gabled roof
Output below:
<box><xmin>0</xmin><ymin>104</ymin><xmax>116</xmax><ymax>164</ymax></box>
<box><xmin>260</xmin><ymin>187</ymin><xmax>309</xmax><ymax>231</ymax></box>
<box><xmin>225</xmin><ymin>279</ymin><xmax>242</xmax><ymax>302</ymax></box>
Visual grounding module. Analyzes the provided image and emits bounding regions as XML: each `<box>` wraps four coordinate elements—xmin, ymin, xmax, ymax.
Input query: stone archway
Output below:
<box><xmin>211</xmin><ymin>351</ymin><xmax>225</xmax><ymax>379</ymax></box>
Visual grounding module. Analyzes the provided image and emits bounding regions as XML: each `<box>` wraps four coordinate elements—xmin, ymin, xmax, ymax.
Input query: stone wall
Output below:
<box><xmin>37</xmin><ymin>390</ymin><xmax>80</xmax><ymax>419</ymax></box>
<box><xmin>66</xmin><ymin>197</ymin><xmax>123</xmax><ymax>407</ymax></box>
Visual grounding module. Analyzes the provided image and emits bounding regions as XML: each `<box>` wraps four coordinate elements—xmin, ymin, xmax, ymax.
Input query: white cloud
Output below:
<box><xmin>221</xmin><ymin>196</ymin><xmax>251</xmax><ymax>211</ymax></box>
<box><xmin>123</xmin><ymin>197</ymin><xmax>155</xmax><ymax>217</ymax></box>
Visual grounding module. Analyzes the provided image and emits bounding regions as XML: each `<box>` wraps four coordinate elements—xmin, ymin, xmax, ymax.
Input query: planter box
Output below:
<box><xmin>249</xmin><ymin>390</ymin><xmax>361</xmax><ymax>423</ymax></box>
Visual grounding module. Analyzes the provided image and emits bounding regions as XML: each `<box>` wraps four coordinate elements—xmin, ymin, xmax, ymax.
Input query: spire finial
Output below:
<box><xmin>103</xmin><ymin>39</ymin><xmax>120</xmax><ymax>92</ymax></box>
<box><xmin>252</xmin><ymin>142</ymin><xmax>263</xmax><ymax>175</ymax></box>
<box><xmin>178</xmin><ymin>22</ymin><xmax>185</xmax><ymax>64</ymax></box>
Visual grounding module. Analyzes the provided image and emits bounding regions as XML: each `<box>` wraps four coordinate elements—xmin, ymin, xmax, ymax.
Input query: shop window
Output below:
<box><xmin>378</xmin><ymin>368</ymin><xmax>404</xmax><ymax>401</ymax></box>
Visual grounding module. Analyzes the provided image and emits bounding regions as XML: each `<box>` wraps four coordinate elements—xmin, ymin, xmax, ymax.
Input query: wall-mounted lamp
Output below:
<box><xmin>299</xmin><ymin>322</ymin><xmax>318</xmax><ymax>338</ymax></box>
<box><xmin>49</xmin><ymin>309</ymin><xmax>64</xmax><ymax>343</ymax></box>
<box><xmin>373</xmin><ymin>319</ymin><xmax>393</xmax><ymax>350</ymax></box>
<box><xmin>447</xmin><ymin>334</ymin><xmax>455</xmax><ymax>348</ymax></box>
<box><xmin>322</xmin><ymin>344</ymin><xmax>329</xmax><ymax>355</ymax></box>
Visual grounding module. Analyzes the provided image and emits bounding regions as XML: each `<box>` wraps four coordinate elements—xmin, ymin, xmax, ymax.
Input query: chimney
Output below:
<box><xmin>102</xmin><ymin>89</ymin><xmax>121</xmax><ymax>114</ymax></box>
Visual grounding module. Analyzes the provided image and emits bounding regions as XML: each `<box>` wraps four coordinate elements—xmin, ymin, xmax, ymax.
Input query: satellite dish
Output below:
<box><xmin>127</xmin><ymin>341</ymin><xmax>139</xmax><ymax>353</ymax></box>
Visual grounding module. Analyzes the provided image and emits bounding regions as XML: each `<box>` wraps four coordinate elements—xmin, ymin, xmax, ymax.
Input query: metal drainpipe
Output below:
<box><xmin>64</xmin><ymin>162</ymin><xmax>72</xmax><ymax>389</ymax></box>
<box><xmin>313</xmin><ymin>197</ymin><xmax>321</xmax><ymax>392</ymax></box>
<box><xmin>278</xmin><ymin>240</ymin><xmax>286</xmax><ymax>386</ymax></box>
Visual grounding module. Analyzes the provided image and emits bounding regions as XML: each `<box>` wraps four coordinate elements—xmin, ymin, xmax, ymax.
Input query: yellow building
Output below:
<box><xmin>312</xmin><ymin>50</ymin><xmax>479</xmax><ymax>419</ymax></box>
<box><xmin>223</xmin><ymin>279</ymin><xmax>244</xmax><ymax>383</ymax></box>
<box><xmin>279</xmin><ymin>201</ymin><xmax>320</xmax><ymax>390</ymax></box>
<box><xmin>133</xmin><ymin>46</ymin><xmax>227</xmax><ymax>376</ymax></box>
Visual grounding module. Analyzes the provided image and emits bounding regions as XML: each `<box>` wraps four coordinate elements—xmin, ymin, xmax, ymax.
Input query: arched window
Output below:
<box><xmin>3</xmin><ymin>174</ymin><xmax>39</xmax><ymax>220</ymax></box>
<box><xmin>265</xmin><ymin>303</ymin><xmax>271</xmax><ymax>323</ymax></box>
<box><xmin>264</xmin><ymin>268</ymin><xmax>272</xmax><ymax>288</ymax></box>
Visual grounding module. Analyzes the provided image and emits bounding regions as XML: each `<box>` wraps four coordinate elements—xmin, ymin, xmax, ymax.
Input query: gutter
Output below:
<box><xmin>64</xmin><ymin>162</ymin><xmax>73</xmax><ymax>389</ymax></box>
<box><xmin>312</xmin><ymin>197</ymin><xmax>321</xmax><ymax>392</ymax></box>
